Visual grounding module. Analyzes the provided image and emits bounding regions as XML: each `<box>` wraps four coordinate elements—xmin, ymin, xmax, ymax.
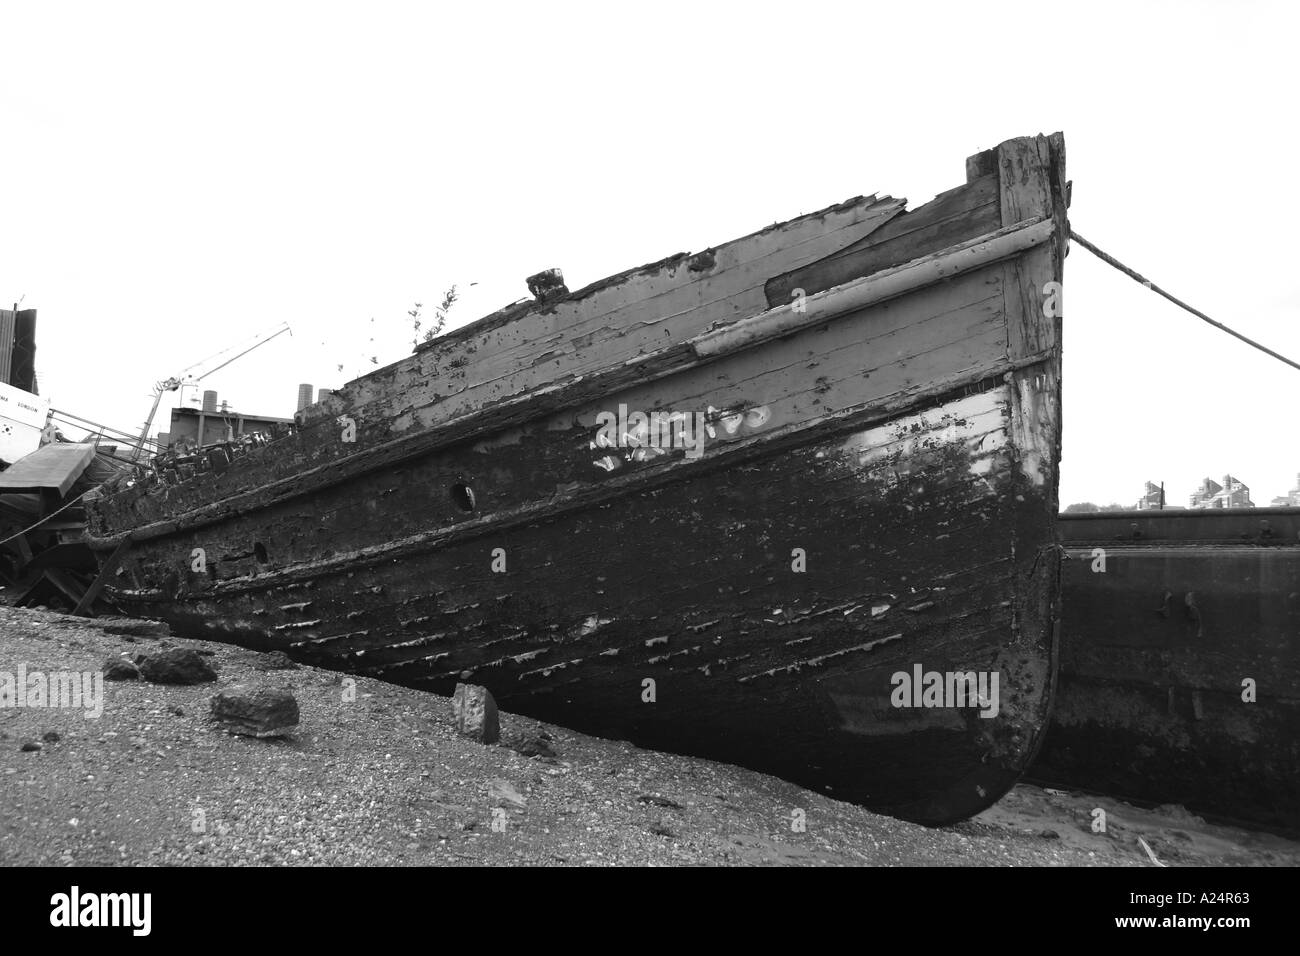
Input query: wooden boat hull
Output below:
<box><xmin>1032</xmin><ymin>509</ymin><xmax>1300</xmax><ymax>833</ymax></box>
<box><xmin>85</xmin><ymin>134</ymin><xmax>1069</xmax><ymax>824</ymax></box>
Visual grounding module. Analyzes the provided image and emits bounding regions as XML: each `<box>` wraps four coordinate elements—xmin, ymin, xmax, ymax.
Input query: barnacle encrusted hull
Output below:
<box><xmin>85</xmin><ymin>134</ymin><xmax>1069</xmax><ymax>824</ymax></box>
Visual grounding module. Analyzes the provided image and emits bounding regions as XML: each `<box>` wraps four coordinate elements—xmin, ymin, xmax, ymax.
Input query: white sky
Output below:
<box><xmin>2</xmin><ymin>0</ymin><xmax>1297</xmax><ymax>507</ymax></box>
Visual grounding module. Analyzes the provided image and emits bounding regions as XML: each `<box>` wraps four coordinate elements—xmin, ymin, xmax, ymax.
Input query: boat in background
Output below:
<box><xmin>84</xmin><ymin>133</ymin><xmax>1070</xmax><ymax>825</ymax></box>
<box><xmin>1034</xmin><ymin>508</ymin><xmax>1300</xmax><ymax>833</ymax></box>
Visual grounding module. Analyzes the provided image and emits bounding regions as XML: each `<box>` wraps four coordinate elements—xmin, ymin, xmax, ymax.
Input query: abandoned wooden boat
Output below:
<box><xmin>1032</xmin><ymin>508</ymin><xmax>1300</xmax><ymax>834</ymax></box>
<box><xmin>84</xmin><ymin>133</ymin><xmax>1069</xmax><ymax>825</ymax></box>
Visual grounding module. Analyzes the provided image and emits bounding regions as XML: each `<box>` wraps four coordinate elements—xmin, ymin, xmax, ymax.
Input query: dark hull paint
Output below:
<box><xmin>101</xmin><ymin>389</ymin><xmax>1061</xmax><ymax>821</ymax></box>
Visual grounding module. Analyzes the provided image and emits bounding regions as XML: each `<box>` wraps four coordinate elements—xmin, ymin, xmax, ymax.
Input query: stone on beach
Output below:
<box><xmin>211</xmin><ymin>685</ymin><xmax>300</xmax><ymax>738</ymax></box>
<box><xmin>452</xmin><ymin>682</ymin><xmax>499</xmax><ymax>744</ymax></box>
<box><xmin>138</xmin><ymin>648</ymin><xmax>217</xmax><ymax>685</ymax></box>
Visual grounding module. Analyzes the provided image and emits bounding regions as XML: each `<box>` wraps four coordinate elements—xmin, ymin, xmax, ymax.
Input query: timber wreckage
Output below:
<box><xmin>85</xmin><ymin>133</ymin><xmax>1070</xmax><ymax>825</ymax></box>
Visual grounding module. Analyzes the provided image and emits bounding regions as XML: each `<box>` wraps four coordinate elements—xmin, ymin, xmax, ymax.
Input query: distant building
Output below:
<box><xmin>1270</xmin><ymin>472</ymin><xmax>1300</xmax><ymax>507</ymax></box>
<box><xmin>1136</xmin><ymin>481</ymin><xmax>1165</xmax><ymax>510</ymax></box>
<box><xmin>164</xmin><ymin>405</ymin><xmax>291</xmax><ymax>450</ymax></box>
<box><xmin>1190</xmin><ymin>474</ymin><xmax>1254</xmax><ymax>509</ymax></box>
<box><xmin>1188</xmin><ymin>477</ymin><xmax>1221</xmax><ymax>508</ymax></box>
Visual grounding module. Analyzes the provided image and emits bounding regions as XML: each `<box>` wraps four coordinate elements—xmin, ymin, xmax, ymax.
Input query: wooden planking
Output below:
<box><xmin>122</xmin><ymin>383</ymin><xmax>1023</xmax><ymax>645</ymax></box>
<box><xmin>306</xmin><ymin>196</ymin><xmax>907</xmax><ymax>433</ymax></box>
<box><xmin>91</xmin><ymin>256</ymin><xmax>1013</xmax><ymax>547</ymax></box>
<box><xmin>599</xmin><ymin>275</ymin><xmax>1008</xmax><ymax>438</ymax></box>
<box><xmin>417</xmin><ymin>195</ymin><xmax>904</xmax><ymax>353</ymax></box>
<box><xmin>381</xmin><ymin>204</ymin><xmax>906</xmax><ymax>424</ymax></box>
<box><xmin>90</xmin><ymin>219</ymin><xmax>1052</xmax><ymax>538</ymax></box>
<box><xmin>763</xmin><ymin>174</ymin><xmax>1001</xmax><ymax>306</ymax></box>
<box><xmin>349</xmin><ymin>198</ymin><xmax>903</xmax><ymax>369</ymax></box>
<box><xmin>105</xmin><ymin>353</ymin><xmax>1040</xmax><ymax>593</ymax></box>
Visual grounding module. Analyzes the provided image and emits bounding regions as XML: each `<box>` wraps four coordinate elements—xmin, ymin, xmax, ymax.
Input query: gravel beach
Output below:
<box><xmin>2</xmin><ymin>605</ymin><xmax>1296</xmax><ymax>867</ymax></box>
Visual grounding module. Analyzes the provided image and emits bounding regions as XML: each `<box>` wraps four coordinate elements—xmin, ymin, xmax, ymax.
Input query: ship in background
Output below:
<box><xmin>84</xmin><ymin>133</ymin><xmax>1070</xmax><ymax>825</ymax></box>
<box><xmin>1033</xmin><ymin>507</ymin><xmax>1300</xmax><ymax>834</ymax></box>
<box><xmin>0</xmin><ymin>305</ymin><xmax>44</xmax><ymax>467</ymax></box>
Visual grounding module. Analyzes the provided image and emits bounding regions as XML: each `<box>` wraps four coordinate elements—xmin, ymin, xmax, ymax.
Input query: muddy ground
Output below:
<box><xmin>1</xmin><ymin>605</ymin><xmax>1296</xmax><ymax>867</ymax></box>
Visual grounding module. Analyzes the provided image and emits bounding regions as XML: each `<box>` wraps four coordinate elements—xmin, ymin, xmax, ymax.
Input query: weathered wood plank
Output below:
<box><xmin>415</xmin><ymin>195</ymin><xmax>904</xmax><ymax>352</ymax></box>
<box><xmin>327</xmin><ymin>196</ymin><xmax>908</xmax><ymax>437</ymax></box>
<box><xmin>998</xmin><ymin>136</ymin><xmax>1053</xmax><ymax>228</ymax></box>
<box><xmin>764</xmin><ymin>174</ymin><xmax>1001</xmax><ymax>307</ymax></box>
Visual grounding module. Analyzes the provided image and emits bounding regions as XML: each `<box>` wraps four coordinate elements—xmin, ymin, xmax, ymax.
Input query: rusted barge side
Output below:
<box><xmin>1032</xmin><ymin>508</ymin><xmax>1300</xmax><ymax>833</ymax></box>
<box><xmin>85</xmin><ymin>133</ymin><xmax>1069</xmax><ymax>825</ymax></box>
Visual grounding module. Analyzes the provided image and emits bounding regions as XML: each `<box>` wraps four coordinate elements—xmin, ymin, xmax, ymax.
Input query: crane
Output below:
<box><xmin>131</xmin><ymin>322</ymin><xmax>293</xmax><ymax>462</ymax></box>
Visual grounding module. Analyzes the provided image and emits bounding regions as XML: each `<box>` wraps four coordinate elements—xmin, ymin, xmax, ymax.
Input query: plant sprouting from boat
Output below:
<box><xmin>410</xmin><ymin>286</ymin><xmax>458</xmax><ymax>347</ymax></box>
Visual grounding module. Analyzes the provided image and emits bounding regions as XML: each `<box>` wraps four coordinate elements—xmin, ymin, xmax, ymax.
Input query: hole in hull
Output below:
<box><xmin>451</xmin><ymin>483</ymin><xmax>476</xmax><ymax>513</ymax></box>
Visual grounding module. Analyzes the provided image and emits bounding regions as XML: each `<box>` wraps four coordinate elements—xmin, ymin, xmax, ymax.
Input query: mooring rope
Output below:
<box><xmin>1070</xmin><ymin>229</ymin><xmax>1300</xmax><ymax>373</ymax></box>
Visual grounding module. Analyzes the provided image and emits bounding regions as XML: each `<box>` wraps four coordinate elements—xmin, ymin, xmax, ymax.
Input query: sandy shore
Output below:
<box><xmin>2</xmin><ymin>605</ymin><xmax>1295</xmax><ymax>867</ymax></box>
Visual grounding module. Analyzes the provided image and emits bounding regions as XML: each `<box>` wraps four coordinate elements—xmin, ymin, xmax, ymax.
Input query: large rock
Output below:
<box><xmin>210</xmin><ymin>685</ymin><xmax>299</xmax><ymax>738</ymax></box>
<box><xmin>452</xmin><ymin>683</ymin><xmax>500</xmax><ymax>744</ymax></box>
<box><xmin>138</xmin><ymin>648</ymin><xmax>217</xmax><ymax>685</ymax></box>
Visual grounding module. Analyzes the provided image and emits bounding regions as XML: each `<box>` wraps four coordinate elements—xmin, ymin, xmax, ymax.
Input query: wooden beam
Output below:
<box><xmin>998</xmin><ymin>134</ymin><xmax>1066</xmax><ymax>362</ymax></box>
<box><xmin>73</xmin><ymin>537</ymin><xmax>130</xmax><ymax>616</ymax></box>
<box><xmin>45</xmin><ymin>568</ymin><xmax>88</xmax><ymax>609</ymax></box>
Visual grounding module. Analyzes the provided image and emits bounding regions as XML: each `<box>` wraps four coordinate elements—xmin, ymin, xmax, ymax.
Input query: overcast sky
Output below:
<box><xmin>3</xmin><ymin>0</ymin><xmax>1297</xmax><ymax>507</ymax></box>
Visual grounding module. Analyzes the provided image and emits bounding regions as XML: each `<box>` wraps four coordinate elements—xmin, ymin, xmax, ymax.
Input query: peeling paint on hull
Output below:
<box><xmin>85</xmin><ymin>134</ymin><xmax>1069</xmax><ymax>825</ymax></box>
